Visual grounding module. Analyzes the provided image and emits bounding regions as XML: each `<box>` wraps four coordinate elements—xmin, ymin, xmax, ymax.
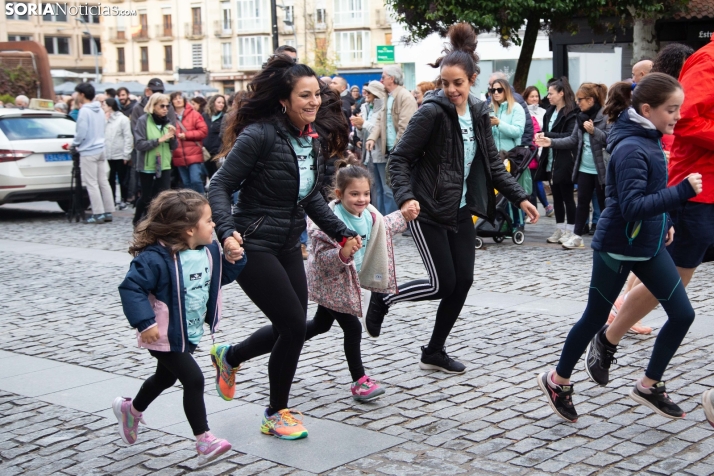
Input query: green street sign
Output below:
<box><xmin>376</xmin><ymin>45</ymin><xmax>395</xmax><ymax>63</ymax></box>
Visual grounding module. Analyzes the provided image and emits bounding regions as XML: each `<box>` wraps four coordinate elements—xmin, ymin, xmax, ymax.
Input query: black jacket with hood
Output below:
<box><xmin>388</xmin><ymin>89</ymin><xmax>529</xmax><ymax>231</ymax></box>
<box><xmin>208</xmin><ymin>119</ymin><xmax>357</xmax><ymax>254</ymax></box>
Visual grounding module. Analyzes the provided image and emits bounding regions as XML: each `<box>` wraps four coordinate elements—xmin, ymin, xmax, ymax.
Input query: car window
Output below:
<box><xmin>0</xmin><ymin>116</ymin><xmax>76</xmax><ymax>141</ymax></box>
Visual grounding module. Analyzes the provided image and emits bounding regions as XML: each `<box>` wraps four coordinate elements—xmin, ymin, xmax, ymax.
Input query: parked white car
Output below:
<box><xmin>0</xmin><ymin>107</ymin><xmax>80</xmax><ymax>211</ymax></box>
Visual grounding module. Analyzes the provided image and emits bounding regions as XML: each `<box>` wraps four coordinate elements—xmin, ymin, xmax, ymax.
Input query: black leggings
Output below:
<box><xmin>575</xmin><ymin>173</ymin><xmax>605</xmax><ymax>236</ymax></box>
<box><xmin>384</xmin><ymin>208</ymin><xmax>475</xmax><ymax>350</ymax></box>
<box><xmin>133</xmin><ymin>171</ymin><xmax>172</xmax><ymax>226</ymax></box>
<box><xmin>551</xmin><ymin>182</ymin><xmax>576</xmax><ymax>225</ymax></box>
<box><xmin>556</xmin><ymin>250</ymin><xmax>694</xmax><ymax>381</ymax></box>
<box><xmin>107</xmin><ymin>159</ymin><xmax>128</xmax><ymax>204</ymax></box>
<box><xmin>231</xmin><ymin>305</ymin><xmax>366</xmax><ymax>383</ymax></box>
<box><xmin>226</xmin><ymin>247</ymin><xmax>307</xmax><ymax>411</ymax></box>
<box><xmin>132</xmin><ymin>350</ymin><xmax>208</xmax><ymax>436</ymax></box>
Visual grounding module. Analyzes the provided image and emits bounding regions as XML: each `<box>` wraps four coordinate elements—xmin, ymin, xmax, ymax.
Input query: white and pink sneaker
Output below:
<box><xmin>196</xmin><ymin>431</ymin><xmax>232</xmax><ymax>465</ymax></box>
<box><xmin>112</xmin><ymin>397</ymin><xmax>145</xmax><ymax>445</ymax></box>
<box><xmin>351</xmin><ymin>375</ymin><xmax>386</xmax><ymax>402</ymax></box>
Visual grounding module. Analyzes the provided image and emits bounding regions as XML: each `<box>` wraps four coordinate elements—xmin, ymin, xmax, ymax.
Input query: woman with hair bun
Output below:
<box><xmin>536</xmin><ymin>82</ymin><xmax>609</xmax><ymax>250</ymax></box>
<box><xmin>207</xmin><ymin>54</ymin><xmax>359</xmax><ymax>440</ymax></box>
<box><xmin>362</xmin><ymin>22</ymin><xmax>538</xmax><ymax>373</ymax></box>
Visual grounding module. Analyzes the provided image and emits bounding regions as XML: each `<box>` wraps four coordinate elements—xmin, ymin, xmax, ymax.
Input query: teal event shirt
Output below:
<box><xmin>459</xmin><ymin>111</ymin><xmax>477</xmax><ymax>208</ymax></box>
<box><xmin>178</xmin><ymin>249</ymin><xmax>211</xmax><ymax>345</ymax></box>
<box><xmin>333</xmin><ymin>203</ymin><xmax>372</xmax><ymax>272</ymax></box>
<box><xmin>579</xmin><ymin>133</ymin><xmax>598</xmax><ymax>175</ymax></box>
<box><xmin>289</xmin><ymin>135</ymin><xmax>316</xmax><ymax>201</ymax></box>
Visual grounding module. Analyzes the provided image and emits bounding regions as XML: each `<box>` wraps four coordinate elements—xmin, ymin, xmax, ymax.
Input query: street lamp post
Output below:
<box><xmin>276</xmin><ymin>3</ymin><xmax>299</xmax><ymax>57</ymax></box>
<box><xmin>77</xmin><ymin>17</ymin><xmax>100</xmax><ymax>83</ymax></box>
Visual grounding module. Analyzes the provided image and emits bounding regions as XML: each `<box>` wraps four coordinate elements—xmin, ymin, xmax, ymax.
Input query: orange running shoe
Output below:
<box><xmin>210</xmin><ymin>344</ymin><xmax>239</xmax><ymax>401</ymax></box>
<box><xmin>261</xmin><ymin>409</ymin><xmax>308</xmax><ymax>440</ymax></box>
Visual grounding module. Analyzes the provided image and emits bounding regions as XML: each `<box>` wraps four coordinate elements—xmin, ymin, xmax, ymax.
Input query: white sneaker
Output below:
<box><xmin>558</xmin><ymin>231</ymin><xmax>573</xmax><ymax>244</ymax></box>
<box><xmin>562</xmin><ymin>234</ymin><xmax>584</xmax><ymax>249</ymax></box>
<box><xmin>546</xmin><ymin>228</ymin><xmax>564</xmax><ymax>243</ymax></box>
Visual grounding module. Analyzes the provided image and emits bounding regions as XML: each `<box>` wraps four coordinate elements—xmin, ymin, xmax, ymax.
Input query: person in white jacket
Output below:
<box><xmin>350</xmin><ymin>81</ymin><xmax>389</xmax><ymax>214</ymax></box>
<box><xmin>102</xmin><ymin>98</ymin><xmax>133</xmax><ymax>209</ymax></box>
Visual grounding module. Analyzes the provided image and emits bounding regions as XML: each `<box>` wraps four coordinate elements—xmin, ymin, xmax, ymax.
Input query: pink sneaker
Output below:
<box><xmin>112</xmin><ymin>397</ymin><xmax>145</xmax><ymax>445</ymax></box>
<box><xmin>351</xmin><ymin>375</ymin><xmax>386</xmax><ymax>402</ymax></box>
<box><xmin>196</xmin><ymin>432</ymin><xmax>232</xmax><ymax>465</ymax></box>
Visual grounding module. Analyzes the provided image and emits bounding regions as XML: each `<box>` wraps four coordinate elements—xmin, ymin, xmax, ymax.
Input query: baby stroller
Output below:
<box><xmin>474</xmin><ymin>146</ymin><xmax>537</xmax><ymax>249</ymax></box>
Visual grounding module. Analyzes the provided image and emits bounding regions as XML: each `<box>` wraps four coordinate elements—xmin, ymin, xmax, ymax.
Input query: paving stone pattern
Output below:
<box><xmin>1</xmin><ymin>207</ymin><xmax>714</xmax><ymax>475</ymax></box>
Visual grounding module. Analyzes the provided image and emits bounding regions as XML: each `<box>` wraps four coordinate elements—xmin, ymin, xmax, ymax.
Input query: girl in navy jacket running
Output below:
<box><xmin>537</xmin><ymin>73</ymin><xmax>703</xmax><ymax>423</ymax></box>
<box><xmin>115</xmin><ymin>189</ymin><xmax>246</xmax><ymax>465</ymax></box>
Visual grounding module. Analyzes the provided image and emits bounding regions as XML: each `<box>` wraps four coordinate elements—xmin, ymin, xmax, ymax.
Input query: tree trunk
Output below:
<box><xmin>627</xmin><ymin>6</ymin><xmax>659</xmax><ymax>62</ymax></box>
<box><xmin>513</xmin><ymin>12</ymin><xmax>541</xmax><ymax>93</ymax></box>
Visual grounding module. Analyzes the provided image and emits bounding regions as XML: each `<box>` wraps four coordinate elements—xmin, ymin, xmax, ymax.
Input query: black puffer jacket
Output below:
<box><xmin>208</xmin><ymin>120</ymin><xmax>357</xmax><ymax>253</ymax></box>
<box><xmin>202</xmin><ymin>112</ymin><xmax>224</xmax><ymax>156</ymax></box>
<box><xmin>536</xmin><ymin>105</ymin><xmax>578</xmax><ymax>185</ymax></box>
<box><xmin>389</xmin><ymin>90</ymin><xmax>530</xmax><ymax>231</ymax></box>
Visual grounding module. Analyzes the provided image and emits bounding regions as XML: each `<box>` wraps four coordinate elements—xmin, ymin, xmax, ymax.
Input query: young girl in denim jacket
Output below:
<box><xmin>305</xmin><ymin>158</ymin><xmax>416</xmax><ymax>400</ymax></box>
<box><xmin>115</xmin><ymin>189</ymin><xmax>246</xmax><ymax>465</ymax></box>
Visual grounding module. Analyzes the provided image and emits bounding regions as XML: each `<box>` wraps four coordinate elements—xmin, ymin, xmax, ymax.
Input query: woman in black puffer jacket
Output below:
<box><xmin>362</xmin><ymin>23</ymin><xmax>538</xmax><ymax>373</ymax></box>
<box><xmin>207</xmin><ymin>56</ymin><xmax>357</xmax><ymax>437</ymax></box>
<box><xmin>202</xmin><ymin>94</ymin><xmax>227</xmax><ymax>178</ymax></box>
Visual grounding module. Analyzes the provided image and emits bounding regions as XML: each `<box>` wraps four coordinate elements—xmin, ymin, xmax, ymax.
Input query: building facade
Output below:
<box><xmin>1</xmin><ymin>1</ymin><xmax>104</xmax><ymax>83</ymax></box>
<box><xmin>100</xmin><ymin>0</ymin><xmax>393</xmax><ymax>93</ymax></box>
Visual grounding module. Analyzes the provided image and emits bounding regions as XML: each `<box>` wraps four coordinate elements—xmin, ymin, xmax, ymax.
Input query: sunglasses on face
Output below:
<box><xmin>576</xmin><ymin>97</ymin><xmax>591</xmax><ymax>103</ymax></box>
<box><xmin>157</xmin><ymin>104</ymin><xmax>169</xmax><ymax>109</ymax></box>
<box><xmin>489</xmin><ymin>88</ymin><xmax>505</xmax><ymax>94</ymax></box>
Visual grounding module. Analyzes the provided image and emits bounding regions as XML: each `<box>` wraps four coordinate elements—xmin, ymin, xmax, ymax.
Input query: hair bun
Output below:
<box><xmin>447</xmin><ymin>23</ymin><xmax>478</xmax><ymax>58</ymax></box>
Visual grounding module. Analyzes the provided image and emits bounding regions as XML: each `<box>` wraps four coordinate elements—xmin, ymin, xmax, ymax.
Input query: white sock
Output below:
<box><xmin>566</xmin><ymin>224</ymin><xmax>574</xmax><ymax>232</ymax></box>
<box><xmin>557</xmin><ymin>223</ymin><xmax>565</xmax><ymax>230</ymax></box>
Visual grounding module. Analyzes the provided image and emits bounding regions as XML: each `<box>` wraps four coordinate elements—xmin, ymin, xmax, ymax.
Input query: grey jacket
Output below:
<box><xmin>132</xmin><ymin>113</ymin><xmax>178</xmax><ymax>172</ymax></box>
<box><xmin>548</xmin><ymin>109</ymin><xmax>610</xmax><ymax>185</ymax></box>
<box><xmin>367</xmin><ymin>85</ymin><xmax>418</xmax><ymax>155</ymax></box>
<box><xmin>104</xmin><ymin>112</ymin><xmax>133</xmax><ymax>161</ymax></box>
<box><xmin>357</xmin><ymin>100</ymin><xmax>385</xmax><ymax>164</ymax></box>
<box><xmin>71</xmin><ymin>101</ymin><xmax>105</xmax><ymax>155</ymax></box>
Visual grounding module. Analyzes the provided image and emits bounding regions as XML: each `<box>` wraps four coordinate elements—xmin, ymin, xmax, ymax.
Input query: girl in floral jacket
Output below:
<box><xmin>305</xmin><ymin>158</ymin><xmax>414</xmax><ymax>401</ymax></box>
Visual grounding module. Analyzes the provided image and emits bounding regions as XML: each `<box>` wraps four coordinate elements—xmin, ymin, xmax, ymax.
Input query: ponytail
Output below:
<box><xmin>578</xmin><ymin>82</ymin><xmax>608</xmax><ymax>107</ymax></box>
<box><xmin>332</xmin><ymin>155</ymin><xmax>372</xmax><ymax>201</ymax></box>
<box><xmin>604</xmin><ymin>82</ymin><xmax>632</xmax><ymax>123</ymax></box>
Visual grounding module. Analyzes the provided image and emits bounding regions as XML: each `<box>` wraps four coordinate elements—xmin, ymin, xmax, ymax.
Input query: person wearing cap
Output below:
<box><xmin>130</xmin><ymin>78</ymin><xmax>177</xmax><ymax>131</ymax></box>
<box><xmin>351</xmin><ymin>80</ymin><xmax>392</xmax><ymax>214</ymax></box>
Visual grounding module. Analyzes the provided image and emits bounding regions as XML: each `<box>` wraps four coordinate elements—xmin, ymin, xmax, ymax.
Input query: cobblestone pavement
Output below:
<box><xmin>1</xmin><ymin>204</ymin><xmax>714</xmax><ymax>475</ymax></box>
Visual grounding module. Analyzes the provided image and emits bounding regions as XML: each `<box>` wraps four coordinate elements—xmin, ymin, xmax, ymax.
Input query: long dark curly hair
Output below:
<box><xmin>314</xmin><ymin>81</ymin><xmax>349</xmax><ymax>159</ymax></box>
<box><xmin>220</xmin><ymin>55</ymin><xmax>333</xmax><ymax>157</ymax></box>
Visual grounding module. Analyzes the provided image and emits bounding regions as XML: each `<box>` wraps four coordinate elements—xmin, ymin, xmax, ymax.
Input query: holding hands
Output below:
<box><xmin>224</xmin><ymin>231</ymin><xmax>245</xmax><ymax>264</ymax></box>
<box><xmin>401</xmin><ymin>199</ymin><xmax>420</xmax><ymax>222</ymax></box>
<box><xmin>340</xmin><ymin>236</ymin><xmax>362</xmax><ymax>260</ymax></box>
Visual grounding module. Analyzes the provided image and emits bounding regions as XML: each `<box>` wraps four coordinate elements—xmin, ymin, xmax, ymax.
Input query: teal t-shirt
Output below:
<box><xmin>178</xmin><ymin>249</ymin><xmax>211</xmax><ymax>345</ymax></box>
<box><xmin>386</xmin><ymin>95</ymin><xmax>397</xmax><ymax>150</ymax></box>
<box><xmin>289</xmin><ymin>135</ymin><xmax>316</xmax><ymax>201</ymax></box>
<box><xmin>579</xmin><ymin>132</ymin><xmax>598</xmax><ymax>174</ymax></box>
<box><xmin>459</xmin><ymin>110</ymin><xmax>477</xmax><ymax>208</ymax></box>
<box><xmin>333</xmin><ymin>203</ymin><xmax>372</xmax><ymax>272</ymax></box>
<box><xmin>547</xmin><ymin>110</ymin><xmax>559</xmax><ymax>172</ymax></box>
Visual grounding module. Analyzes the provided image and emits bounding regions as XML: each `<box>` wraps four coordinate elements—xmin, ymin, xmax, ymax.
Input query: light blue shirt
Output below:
<box><xmin>386</xmin><ymin>95</ymin><xmax>397</xmax><ymax>150</ymax></box>
<box><xmin>459</xmin><ymin>110</ymin><xmax>476</xmax><ymax>208</ymax></box>
<box><xmin>547</xmin><ymin>110</ymin><xmax>559</xmax><ymax>172</ymax></box>
<box><xmin>333</xmin><ymin>203</ymin><xmax>372</xmax><ymax>272</ymax></box>
<box><xmin>178</xmin><ymin>249</ymin><xmax>211</xmax><ymax>345</ymax></box>
<box><xmin>579</xmin><ymin>132</ymin><xmax>598</xmax><ymax>174</ymax></box>
<box><xmin>289</xmin><ymin>135</ymin><xmax>316</xmax><ymax>201</ymax></box>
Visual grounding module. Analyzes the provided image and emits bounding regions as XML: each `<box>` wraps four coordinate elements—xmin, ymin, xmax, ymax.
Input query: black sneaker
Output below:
<box><xmin>362</xmin><ymin>292</ymin><xmax>389</xmax><ymax>338</ymax></box>
<box><xmin>419</xmin><ymin>346</ymin><xmax>466</xmax><ymax>374</ymax></box>
<box><xmin>536</xmin><ymin>371</ymin><xmax>578</xmax><ymax>422</ymax></box>
<box><xmin>585</xmin><ymin>326</ymin><xmax>618</xmax><ymax>386</ymax></box>
<box><xmin>589</xmin><ymin>223</ymin><xmax>597</xmax><ymax>235</ymax></box>
<box><xmin>630</xmin><ymin>381</ymin><xmax>685</xmax><ymax>419</ymax></box>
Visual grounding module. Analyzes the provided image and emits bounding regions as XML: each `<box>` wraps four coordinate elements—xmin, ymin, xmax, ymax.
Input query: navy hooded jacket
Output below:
<box><xmin>118</xmin><ymin>241</ymin><xmax>245</xmax><ymax>353</ymax></box>
<box><xmin>591</xmin><ymin>108</ymin><xmax>696</xmax><ymax>258</ymax></box>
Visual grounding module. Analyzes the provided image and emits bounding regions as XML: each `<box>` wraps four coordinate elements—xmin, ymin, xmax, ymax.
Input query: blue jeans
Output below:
<box><xmin>178</xmin><ymin>163</ymin><xmax>206</xmax><ymax>194</ymax></box>
<box><xmin>370</xmin><ymin>162</ymin><xmax>397</xmax><ymax>215</ymax></box>
<box><xmin>300</xmin><ymin>218</ymin><xmax>308</xmax><ymax>245</ymax></box>
<box><xmin>591</xmin><ymin>195</ymin><xmax>601</xmax><ymax>225</ymax></box>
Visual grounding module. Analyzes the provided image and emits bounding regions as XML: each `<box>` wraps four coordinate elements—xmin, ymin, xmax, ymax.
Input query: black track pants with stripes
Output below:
<box><xmin>385</xmin><ymin>207</ymin><xmax>475</xmax><ymax>350</ymax></box>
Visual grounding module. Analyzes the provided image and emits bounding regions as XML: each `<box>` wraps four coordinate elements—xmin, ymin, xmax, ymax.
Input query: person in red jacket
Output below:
<box><xmin>170</xmin><ymin>92</ymin><xmax>209</xmax><ymax>193</ymax></box>
<box><xmin>596</xmin><ymin>36</ymin><xmax>713</xmax><ymax>381</ymax></box>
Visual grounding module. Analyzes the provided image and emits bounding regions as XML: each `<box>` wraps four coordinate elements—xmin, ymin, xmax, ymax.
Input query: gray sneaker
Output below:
<box><xmin>102</xmin><ymin>213</ymin><xmax>113</xmax><ymax>222</ymax></box>
<box><xmin>546</xmin><ymin>228</ymin><xmax>564</xmax><ymax>243</ymax></box>
<box><xmin>562</xmin><ymin>234</ymin><xmax>584</xmax><ymax>249</ymax></box>
<box><xmin>85</xmin><ymin>214</ymin><xmax>105</xmax><ymax>224</ymax></box>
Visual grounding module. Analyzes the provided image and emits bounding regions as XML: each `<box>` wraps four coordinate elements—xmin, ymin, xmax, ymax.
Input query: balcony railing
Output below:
<box><xmin>132</xmin><ymin>27</ymin><xmax>150</xmax><ymax>41</ymax></box>
<box><xmin>156</xmin><ymin>25</ymin><xmax>174</xmax><ymax>40</ymax></box>
<box><xmin>108</xmin><ymin>28</ymin><xmax>127</xmax><ymax>43</ymax></box>
<box><xmin>214</xmin><ymin>20</ymin><xmax>233</xmax><ymax>38</ymax></box>
<box><xmin>185</xmin><ymin>22</ymin><xmax>205</xmax><ymax>39</ymax></box>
